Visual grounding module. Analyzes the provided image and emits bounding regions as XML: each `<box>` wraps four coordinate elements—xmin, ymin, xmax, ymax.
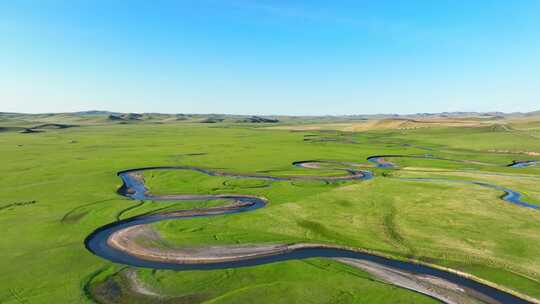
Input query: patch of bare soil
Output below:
<box><xmin>489</xmin><ymin>150</ymin><xmax>540</xmax><ymax>156</ymax></box>
<box><xmin>109</xmin><ymin>224</ymin><xmax>291</xmax><ymax>264</ymax></box>
<box><xmin>336</xmin><ymin>258</ymin><xmax>496</xmax><ymax>304</ymax></box>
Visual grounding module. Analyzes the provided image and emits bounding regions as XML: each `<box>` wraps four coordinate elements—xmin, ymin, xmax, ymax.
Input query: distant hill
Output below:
<box><xmin>200</xmin><ymin>117</ymin><xmax>225</xmax><ymax>123</ymax></box>
<box><xmin>237</xmin><ymin>116</ymin><xmax>279</xmax><ymax>123</ymax></box>
<box><xmin>107</xmin><ymin>113</ymin><xmax>143</xmax><ymax>121</ymax></box>
<box><xmin>1</xmin><ymin>110</ymin><xmax>538</xmax><ymax>130</ymax></box>
<box><xmin>74</xmin><ymin>110</ymin><xmax>119</xmax><ymax>116</ymax></box>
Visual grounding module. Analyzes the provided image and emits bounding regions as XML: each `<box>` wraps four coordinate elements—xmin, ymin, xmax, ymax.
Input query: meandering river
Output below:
<box><xmin>85</xmin><ymin>159</ymin><xmax>538</xmax><ymax>304</ymax></box>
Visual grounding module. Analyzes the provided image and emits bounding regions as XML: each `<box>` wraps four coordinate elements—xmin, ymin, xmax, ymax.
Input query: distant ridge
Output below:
<box><xmin>74</xmin><ymin>110</ymin><xmax>120</xmax><ymax>116</ymax></box>
<box><xmin>2</xmin><ymin>110</ymin><xmax>539</xmax><ymax>120</ymax></box>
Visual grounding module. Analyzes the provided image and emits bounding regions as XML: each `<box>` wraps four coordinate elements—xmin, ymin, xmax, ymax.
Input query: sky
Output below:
<box><xmin>1</xmin><ymin>0</ymin><xmax>539</xmax><ymax>115</ymax></box>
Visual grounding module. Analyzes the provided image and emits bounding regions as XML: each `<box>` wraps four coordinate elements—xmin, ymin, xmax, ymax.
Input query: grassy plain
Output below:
<box><xmin>0</xmin><ymin>115</ymin><xmax>539</xmax><ymax>303</ymax></box>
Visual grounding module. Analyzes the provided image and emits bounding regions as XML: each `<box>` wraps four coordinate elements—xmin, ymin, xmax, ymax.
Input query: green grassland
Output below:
<box><xmin>1</xmin><ymin>115</ymin><xmax>539</xmax><ymax>303</ymax></box>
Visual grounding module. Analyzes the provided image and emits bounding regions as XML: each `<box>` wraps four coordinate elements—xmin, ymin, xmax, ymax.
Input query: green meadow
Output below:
<box><xmin>1</xmin><ymin>117</ymin><xmax>539</xmax><ymax>303</ymax></box>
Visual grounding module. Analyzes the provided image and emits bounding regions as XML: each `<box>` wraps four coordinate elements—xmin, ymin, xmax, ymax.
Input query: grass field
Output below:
<box><xmin>1</xmin><ymin>114</ymin><xmax>539</xmax><ymax>303</ymax></box>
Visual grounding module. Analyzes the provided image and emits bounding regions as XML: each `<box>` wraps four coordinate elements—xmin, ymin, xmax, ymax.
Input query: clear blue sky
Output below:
<box><xmin>1</xmin><ymin>0</ymin><xmax>539</xmax><ymax>115</ymax></box>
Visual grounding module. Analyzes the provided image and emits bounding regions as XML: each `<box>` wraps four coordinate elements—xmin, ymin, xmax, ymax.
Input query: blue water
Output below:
<box><xmin>401</xmin><ymin>178</ymin><xmax>539</xmax><ymax>210</ymax></box>
<box><xmin>84</xmin><ymin>164</ymin><xmax>537</xmax><ymax>304</ymax></box>
<box><xmin>509</xmin><ymin>161</ymin><xmax>540</xmax><ymax>168</ymax></box>
<box><xmin>368</xmin><ymin>156</ymin><xmax>539</xmax><ymax>210</ymax></box>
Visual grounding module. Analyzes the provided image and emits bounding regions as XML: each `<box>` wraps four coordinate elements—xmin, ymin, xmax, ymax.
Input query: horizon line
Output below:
<box><xmin>2</xmin><ymin>109</ymin><xmax>539</xmax><ymax>117</ymax></box>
